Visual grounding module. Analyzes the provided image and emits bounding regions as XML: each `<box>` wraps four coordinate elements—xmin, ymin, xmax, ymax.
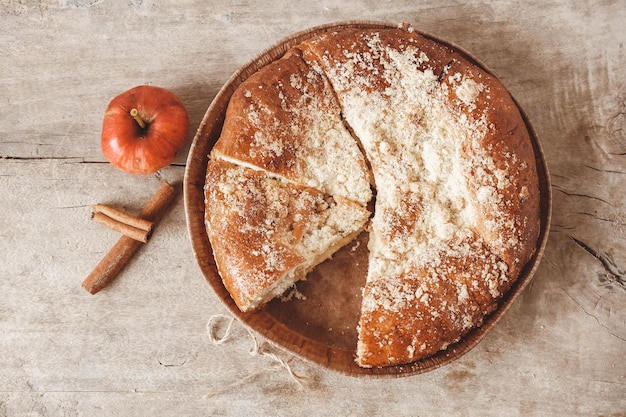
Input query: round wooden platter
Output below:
<box><xmin>183</xmin><ymin>21</ymin><xmax>552</xmax><ymax>377</ymax></box>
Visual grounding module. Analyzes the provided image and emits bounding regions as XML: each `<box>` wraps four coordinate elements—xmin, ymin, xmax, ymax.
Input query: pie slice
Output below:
<box><xmin>211</xmin><ymin>48</ymin><xmax>372</xmax><ymax>207</ymax></box>
<box><xmin>204</xmin><ymin>159</ymin><xmax>371</xmax><ymax>312</ymax></box>
<box><xmin>356</xmin><ymin>260</ymin><xmax>485</xmax><ymax>367</ymax></box>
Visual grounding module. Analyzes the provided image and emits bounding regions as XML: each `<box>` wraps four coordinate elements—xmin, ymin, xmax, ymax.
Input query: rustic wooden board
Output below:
<box><xmin>0</xmin><ymin>1</ymin><xmax>624</xmax><ymax>415</ymax></box>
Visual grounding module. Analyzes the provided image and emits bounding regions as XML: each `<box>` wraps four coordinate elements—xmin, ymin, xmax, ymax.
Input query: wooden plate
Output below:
<box><xmin>183</xmin><ymin>21</ymin><xmax>552</xmax><ymax>377</ymax></box>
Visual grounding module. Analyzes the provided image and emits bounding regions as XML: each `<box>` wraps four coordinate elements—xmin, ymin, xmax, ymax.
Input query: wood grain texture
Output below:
<box><xmin>0</xmin><ymin>1</ymin><xmax>624</xmax><ymax>416</ymax></box>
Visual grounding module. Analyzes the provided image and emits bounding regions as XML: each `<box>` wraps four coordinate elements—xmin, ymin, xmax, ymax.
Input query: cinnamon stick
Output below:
<box><xmin>93</xmin><ymin>203</ymin><xmax>154</xmax><ymax>232</ymax></box>
<box><xmin>91</xmin><ymin>211</ymin><xmax>151</xmax><ymax>243</ymax></box>
<box><xmin>82</xmin><ymin>181</ymin><xmax>176</xmax><ymax>294</ymax></box>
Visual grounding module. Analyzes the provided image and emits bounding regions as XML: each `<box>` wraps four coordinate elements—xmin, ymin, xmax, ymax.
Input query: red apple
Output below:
<box><xmin>101</xmin><ymin>85</ymin><xmax>189</xmax><ymax>174</ymax></box>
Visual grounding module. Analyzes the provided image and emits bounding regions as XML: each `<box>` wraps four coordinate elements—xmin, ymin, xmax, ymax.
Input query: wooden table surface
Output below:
<box><xmin>1</xmin><ymin>1</ymin><xmax>624</xmax><ymax>416</ymax></box>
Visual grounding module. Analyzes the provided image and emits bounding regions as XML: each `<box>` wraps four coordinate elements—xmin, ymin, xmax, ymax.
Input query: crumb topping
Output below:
<box><xmin>308</xmin><ymin>30</ymin><xmax>499</xmax><ymax>276</ymax></box>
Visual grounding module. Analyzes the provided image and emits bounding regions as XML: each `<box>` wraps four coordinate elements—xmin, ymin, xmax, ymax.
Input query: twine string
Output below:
<box><xmin>204</xmin><ymin>313</ymin><xmax>313</xmax><ymax>396</ymax></box>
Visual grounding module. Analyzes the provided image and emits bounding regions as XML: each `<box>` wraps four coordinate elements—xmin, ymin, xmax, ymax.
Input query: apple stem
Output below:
<box><xmin>130</xmin><ymin>108</ymin><xmax>146</xmax><ymax>129</ymax></box>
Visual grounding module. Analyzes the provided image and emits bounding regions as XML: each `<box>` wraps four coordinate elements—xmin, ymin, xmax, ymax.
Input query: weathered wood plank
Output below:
<box><xmin>0</xmin><ymin>0</ymin><xmax>624</xmax><ymax>415</ymax></box>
